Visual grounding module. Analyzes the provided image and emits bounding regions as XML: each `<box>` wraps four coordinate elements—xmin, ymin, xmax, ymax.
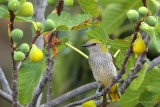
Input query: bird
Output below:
<box><xmin>82</xmin><ymin>39</ymin><xmax>120</xmax><ymax>101</ymax></box>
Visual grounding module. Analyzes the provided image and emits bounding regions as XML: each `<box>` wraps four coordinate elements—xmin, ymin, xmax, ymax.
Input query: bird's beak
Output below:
<box><xmin>82</xmin><ymin>43</ymin><xmax>96</xmax><ymax>47</ymax></box>
<box><xmin>82</xmin><ymin>43</ymin><xmax>90</xmax><ymax>47</ymax></box>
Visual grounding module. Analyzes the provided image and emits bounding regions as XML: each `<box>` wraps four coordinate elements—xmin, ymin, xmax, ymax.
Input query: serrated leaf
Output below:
<box><xmin>18</xmin><ymin>58</ymin><xmax>45</xmax><ymax>105</ymax></box>
<box><xmin>78</xmin><ymin>0</ymin><xmax>99</xmax><ymax>17</ymax></box>
<box><xmin>85</xmin><ymin>27</ymin><xmax>109</xmax><ymax>44</ymax></box>
<box><xmin>129</xmin><ymin>63</ymin><xmax>148</xmax><ymax>90</ymax></box>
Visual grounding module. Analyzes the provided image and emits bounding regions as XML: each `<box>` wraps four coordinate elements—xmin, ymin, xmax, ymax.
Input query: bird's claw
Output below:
<box><xmin>95</xmin><ymin>91</ymin><xmax>102</xmax><ymax>100</ymax></box>
<box><xmin>113</xmin><ymin>76</ymin><xmax>118</xmax><ymax>82</ymax></box>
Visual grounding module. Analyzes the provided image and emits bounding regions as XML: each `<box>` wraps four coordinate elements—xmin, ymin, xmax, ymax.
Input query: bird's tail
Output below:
<box><xmin>107</xmin><ymin>83</ymin><xmax>121</xmax><ymax>101</ymax></box>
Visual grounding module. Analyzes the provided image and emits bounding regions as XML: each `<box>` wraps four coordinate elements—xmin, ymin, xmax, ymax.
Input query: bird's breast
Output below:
<box><xmin>89</xmin><ymin>54</ymin><xmax>117</xmax><ymax>85</ymax></box>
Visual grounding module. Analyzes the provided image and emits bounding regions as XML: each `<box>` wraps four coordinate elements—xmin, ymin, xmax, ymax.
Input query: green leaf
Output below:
<box><xmin>0</xmin><ymin>6</ymin><xmax>9</xmax><ymax>17</ymax></box>
<box><xmin>44</xmin><ymin>11</ymin><xmax>98</xmax><ymax>32</ymax></box>
<box><xmin>101</xmin><ymin>1</ymin><xmax>141</xmax><ymax>34</ymax></box>
<box><xmin>85</xmin><ymin>27</ymin><xmax>109</xmax><ymax>44</ymax></box>
<box><xmin>77</xmin><ymin>0</ymin><xmax>99</xmax><ymax>17</ymax></box>
<box><xmin>109</xmin><ymin>38</ymin><xmax>136</xmax><ymax>77</ymax></box>
<box><xmin>129</xmin><ymin>63</ymin><xmax>148</xmax><ymax>90</ymax></box>
<box><xmin>56</xmin><ymin>37</ymin><xmax>69</xmax><ymax>52</ymax></box>
<box><xmin>119</xmin><ymin>68</ymin><xmax>160</xmax><ymax>107</ymax></box>
<box><xmin>140</xmin><ymin>22</ymin><xmax>160</xmax><ymax>52</ymax></box>
<box><xmin>18</xmin><ymin>58</ymin><xmax>45</xmax><ymax>105</ymax></box>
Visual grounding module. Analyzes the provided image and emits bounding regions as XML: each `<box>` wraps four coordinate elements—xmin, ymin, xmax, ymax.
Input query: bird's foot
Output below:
<box><xmin>95</xmin><ymin>91</ymin><xmax>102</xmax><ymax>100</ymax></box>
<box><xmin>113</xmin><ymin>76</ymin><xmax>118</xmax><ymax>82</ymax></box>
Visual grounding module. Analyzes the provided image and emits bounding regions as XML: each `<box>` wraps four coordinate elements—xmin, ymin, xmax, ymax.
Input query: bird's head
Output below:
<box><xmin>82</xmin><ymin>39</ymin><xmax>107</xmax><ymax>53</ymax></box>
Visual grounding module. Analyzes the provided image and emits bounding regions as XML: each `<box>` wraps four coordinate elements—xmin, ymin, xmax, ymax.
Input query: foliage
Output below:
<box><xmin>0</xmin><ymin>0</ymin><xmax>160</xmax><ymax>107</ymax></box>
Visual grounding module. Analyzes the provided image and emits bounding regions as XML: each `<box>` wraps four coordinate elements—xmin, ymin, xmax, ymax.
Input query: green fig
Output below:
<box><xmin>138</xmin><ymin>6</ymin><xmax>148</xmax><ymax>17</ymax></box>
<box><xmin>127</xmin><ymin>9</ymin><xmax>139</xmax><ymax>22</ymax></box>
<box><xmin>35</xmin><ymin>22</ymin><xmax>42</xmax><ymax>30</ymax></box>
<box><xmin>145</xmin><ymin>16</ymin><xmax>157</xmax><ymax>26</ymax></box>
<box><xmin>14</xmin><ymin>51</ymin><xmax>25</xmax><ymax>61</ymax></box>
<box><xmin>18</xmin><ymin>0</ymin><xmax>26</xmax><ymax>4</ymax></box>
<box><xmin>43</xmin><ymin>19</ymin><xmax>55</xmax><ymax>32</ymax></box>
<box><xmin>19</xmin><ymin>43</ymin><xmax>30</xmax><ymax>53</ymax></box>
<box><xmin>16</xmin><ymin>2</ymin><xmax>34</xmax><ymax>17</ymax></box>
<box><xmin>64</xmin><ymin>0</ymin><xmax>73</xmax><ymax>7</ymax></box>
<box><xmin>47</xmin><ymin>0</ymin><xmax>55</xmax><ymax>5</ymax></box>
<box><xmin>11</xmin><ymin>29</ymin><xmax>23</xmax><ymax>43</ymax></box>
<box><xmin>8</xmin><ymin>0</ymin><xmax>20</xmax><ymax>11</ymax></box>
<box><xmin>29</xmin><ymin>44</ymin><xmax>43</xmax><ymax>62</ymax></box>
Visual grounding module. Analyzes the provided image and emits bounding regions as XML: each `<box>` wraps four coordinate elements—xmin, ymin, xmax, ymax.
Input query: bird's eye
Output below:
<box><xmin>92</xmin><ymin>43</ymin><xmax>96</xmax><ymax>46</ymax></box>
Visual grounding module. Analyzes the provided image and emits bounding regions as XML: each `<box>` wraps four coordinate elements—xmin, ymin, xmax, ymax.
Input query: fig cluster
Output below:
<box><xmin>7</xmin><ymin>0</ymin><xmax>34</xmax><ymax>17</ymax></box>
<box><xmin>127</xmin><ymin>6</ymin><xmax>157</xmax><ymax>27</ymax></box>
<box><xmin>11</xmin><ymin>28</ymin><xmax>29</xmax><ymax>62</ymax></box>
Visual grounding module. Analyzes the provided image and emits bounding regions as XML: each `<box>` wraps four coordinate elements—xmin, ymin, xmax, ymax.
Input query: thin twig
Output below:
<box><xmin>46</xmin><ymin>32</ymin><xmax>55</xmax><ymax>107</ymax></box>
<box><xmin>40</xmin><ymin>82</ymin><xmax>97</xmax><ymax>107</ymax></box>
<box><xmin>148</xmin><ymin>55</ymin><xmax>160</xmax><ymax>70</ymax></box>
<box><xmin>142</xmin><ymin>0</ymin><xmax>147</xmax><ymax>7</ymax></box>
<box><xmin>9</xmin><ymin>10</ymin><xmax>18</xmax><ymax>107</ymax></box>
<box><xmin>46</xmin><ymin>1</ymin><xmax>64</xmax><ymax>106</ymax></box>
<box><xmin>27</xmin><ymin>57</ymin><xmax>54</xmax><ymax>107</ymax></box>
<box><xmin>0</xmin><ymin>90</ymin><xmax>22</xmax><ymax>107</ymax></box>
<box><xmin>0</xmin><ymin>67</ymin><xmax>12</xmax><ymax>95</ymax></box>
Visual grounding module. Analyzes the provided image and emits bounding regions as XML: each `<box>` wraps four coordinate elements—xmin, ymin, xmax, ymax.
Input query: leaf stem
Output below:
<box><xmin>65</xmin><ymin>43</ymin><xmax>89</xmax><ymax>59</ymax></box>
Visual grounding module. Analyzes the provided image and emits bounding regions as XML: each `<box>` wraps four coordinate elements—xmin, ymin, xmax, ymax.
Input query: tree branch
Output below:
<box><xmin>0</xmin><ymin>90</ymin><xmax>22</xmax><ymax>107</ymax></box>
<box><xmin>9</xmin><ymin>10</ymin><xmax>19</xmax><ymax>107</ymax></box>
<box><xmin>148</xmin><ymin>55</ymin><xmax>160</xmax><ymax>70</ymax></box>
<box><xmin>40</xmin><ymin>82</ymin><xmax>97</xmax><ymax>107</ymax></box>
<box><xmin>0</xmin><ymin>67</ymin><xmax>12</xmax><ymax>95</ymax></box>
<box><xmin>27</xmin><ymin>57</ymin><xmax>54</xmax><ymax>107</ymax></box>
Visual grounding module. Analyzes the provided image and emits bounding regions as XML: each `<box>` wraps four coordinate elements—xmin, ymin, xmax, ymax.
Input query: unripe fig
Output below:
<box><xmin>29</xmin><ymin>44</ymin><xmax>43</xmax><ymax>62</ymax></box>
<box><xmin>35</xmin><ymin>22</ymin><xmax>42</xmax><ymax>30</ymax></box>
<box><xmin>64</xmin><ymin>0</ymin><xmax>73</xmax><ymax>7</ymax></box>
<box><xmin>8</xmin><ymin>0</ymin><xmax>20</xmax><ymax>11</ymax></box>
<box><xmin>133</xmin><ymin>32</ymin><xmax>146</xmax><ymax>58</ymax></box>
<box><xmin>16</xmin><ymin>2</ymin><xmax>34</xmax><ymax>17</ymax></box>
<box><xmin>47</xmin><ymin>0</ymin><xmax>55</xmax><ymax>5</ymax></box>
<box><xmin>14</xmin><ymin>51</ymin><xmax>25</xmax><ymax>61</ymax></box>
<box><xmin>11</xmin><ymin>29</ymin><xmax>23</xmax><ymax>43</ymax></box>
<box><xmin>138</xmin><ymin>6</ymin><xmax>148</xmax><ymax>17</ymax></box>
<box><xmin>19</xmin><ymin>43</ymin><xmax>30</xmax><ymax>53</ymax></box>
<box><xmin>43</xmin><ymin>19</ymin><xmax>55</xmax><ymax>32</ymax></box>
<box><xmin>127</xmin><ymin>9</ymin><xmax>139</xmax><ymax>22</ymax></box>
<box><xmin>18</xmin><ymin>0</ymin><xmax>26</xmax><ymax>4</ymax></box>
<box><xmin>145</xmin><ymin>16</ymin><xmax>157</xmax><ymax>26</ymax></box>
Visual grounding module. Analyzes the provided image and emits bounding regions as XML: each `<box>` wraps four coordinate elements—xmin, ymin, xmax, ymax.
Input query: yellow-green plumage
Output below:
<box><xmin>83</xmin><ymin>39</ymin><xmax>120</xmax><ymax>101</ymax></box>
